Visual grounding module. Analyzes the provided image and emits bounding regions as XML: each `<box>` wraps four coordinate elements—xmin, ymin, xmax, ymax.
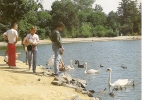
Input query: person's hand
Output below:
<box><xmin>60</xmin><ymin>47</ymin><xmax>64</xmax><ymax>55</ymax></box>
<box><xmin>24</xmin><ymin>47</ymin><xmax>27</xmax><ymax>52</ymax></box>
<box><xmin>61</xmin><ymin>47</ymin><xmax>64</xmax><ymax>51</ymax></box>
<box><xmin>33</xmin><ymin>42</ymin><xmax>38</xmax><ymax>46</ymax></box>
<box><xmin>14</xmin><ymin>41</ymin><xmax>17</xmax><ymax>45</ymax></box>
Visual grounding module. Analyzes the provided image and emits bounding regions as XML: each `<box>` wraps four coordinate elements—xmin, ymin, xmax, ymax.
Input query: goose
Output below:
<box><xmin>76</xmin><ymin>60</ymin><xmax>85</xmax><ymax>68</ymax></box>
<box><xmin>65</xmin><ymin>60</ymin><xmax>74</xmax><ymax>70</ymax></box>
<box><xmin>107</xmin><ymin>68</ymin><xmax>132</xmax><ymax>87</ymax></box>
<box><xmin>84</xmin><ymin>62</ymin><xmax>99</xmax><ymax>74</ymax></box>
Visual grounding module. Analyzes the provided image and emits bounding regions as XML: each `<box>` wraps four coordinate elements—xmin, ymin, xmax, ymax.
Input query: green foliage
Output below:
<box><xmin>80</xmin><ymin>23</ymin><xmax>93</xmax><ymax>38</ymax></box>
<box><xmin>106</xmin><ymin>29</ymin><xmax>117</xmax><ymax>37</ymax></box>
<box><xmin>107</xmin><ymin>11</ymin><xmax>120</xmax><ymax>32</ymax></box>
<box><xmin>0</xmin><ymin>0</ymin><xmax>42</xmax><ymax>23</ymax></box>
<box><xmin>88</xmin><ymin>11</ymin><xmax>107</xmax><ymax>27</ymax></box>
<box><xmin>94</xmin><ymin>4</ymin><xmax>103</xmax><ymax>12</ymax></box>
<box><xmin>51</xmin><ymin>0</ymin><xmax>79</xmax><ymax>31</ymax></box>
<box><xmin>0</xmin><ymin>0</ymin><xmax>141</xmax><ymax>41</ymax></box>
<box><xmin>94</xmin><ymin>25</ymin><xmax>107</xmax><ymax>37</ymax></box>
<box><xmin>36</xmin><ymin>28</ymin><xmax>46</xmax><ymax>39</ymax></box>
<box><xmin>117</xmin><ymin>0</ymin><xmax>141</xmax><ymax>35</ymax></box>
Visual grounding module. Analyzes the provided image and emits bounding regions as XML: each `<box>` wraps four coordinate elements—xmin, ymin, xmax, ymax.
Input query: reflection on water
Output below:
<box><xmin>0</xmin><ymin>40</ymin><xmax>141</xmax><ymax>100</ymax></box>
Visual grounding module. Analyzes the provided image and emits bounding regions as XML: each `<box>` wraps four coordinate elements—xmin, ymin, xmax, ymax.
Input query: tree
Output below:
<box><xmin>72</xmin><ymin>0</ymin><xmax>95</xmax><ymax>23</ymax></box>
<box><xmin>0</xmin><ymin>0</ymin><xmax>42</xmax><ymax>23</ymax></box>
<box><xmin>0</xmin><ymin>0</ymin><xmax>44</xmax><ymax>38</ymax></box>
<box><xmin>51</xmin><ymin>0</ymin><xmax>79</xmax><ymax>37</ymax></box>
<box><xmin>117</xmin><ymin>0</ymin><xmax>141</xmax><ymax>35</ymax></box>
<box><xmin>88</xmin><ymin>11</ymin><xmax>107</xmax><ymax>27</ymax></box>
<box><xmin>73</xmin><ymin>0</ymin><xmax>95</xmax><ymax>10</ymax></box>
<box><xmin>94</xmin><ymin>4</ymin><xmax>103</xmax><ymax>12</ymax></box>
<box><xmin>107</xmin><ymin>11</ymin><xmax>120</xmax><ymax>32</ymax></box>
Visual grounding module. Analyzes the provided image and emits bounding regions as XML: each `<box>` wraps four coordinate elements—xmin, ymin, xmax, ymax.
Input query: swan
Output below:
<box><xmin>84</xmin><ymin>62</ymin><xmax>99</xmax><ymax>74</ymax></box>
<box><xmin>107</xmin><ymin>68</ymin><xmax>132</xmax><ymax>87</ymax></box>
<box><xmin>65</xmin><ymin>60</ymin><xmax>74</xmax><ymax>70</ymax></box>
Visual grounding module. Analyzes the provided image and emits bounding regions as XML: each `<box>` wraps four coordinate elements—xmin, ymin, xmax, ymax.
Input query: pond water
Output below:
<box><xmin>0</xmin><ymin>40</ymin><xmax>141</xmax><ymax>100</ymax></box>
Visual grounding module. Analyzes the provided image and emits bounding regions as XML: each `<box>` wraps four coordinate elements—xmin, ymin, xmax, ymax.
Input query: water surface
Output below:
<box><xmin>0</xmin><ymin>40</ymin><xmax>141</xmax><ymax>100</ymax></box>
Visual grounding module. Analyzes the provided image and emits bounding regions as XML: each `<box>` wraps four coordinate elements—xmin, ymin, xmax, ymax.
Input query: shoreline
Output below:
<box><xmin>0</xmin><ymin>56</ymin><xmax>91</xmax><ymax>100</ymax></box>
<box><xmin>0</xmin><ymin>36</ymin><xmax>141</xmax><ymax>46</ymax></box>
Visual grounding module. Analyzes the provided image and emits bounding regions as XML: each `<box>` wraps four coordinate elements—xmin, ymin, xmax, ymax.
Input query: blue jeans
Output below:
<box><xmin>52</xmin><ymin>44</ymin><xmax>61</xmax><ymax>75</ymax></box>
<box><xmin>25</xmin><ymin>51</ymin><xmax>28</xmax><ymax>64</ymax></box>
<box><xmin>27</xmin><ymin>46</ymin><xmax>38</xmax><ymax>72</ymax></box>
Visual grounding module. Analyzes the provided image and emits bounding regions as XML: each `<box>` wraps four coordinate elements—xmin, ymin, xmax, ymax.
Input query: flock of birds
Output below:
<box><xmin>62</xmin><ymin>60</ymin><xmax>101</xmax><ymax>74</ymax></box>
<box><xmin>45</xmin><ymin>55</ymin><xmax>138</xmax><ymax>98</ymax></box>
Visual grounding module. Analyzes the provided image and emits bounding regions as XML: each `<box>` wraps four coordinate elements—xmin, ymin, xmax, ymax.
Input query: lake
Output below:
<box><xmin>0</xmin><ymin>40</ymin><xmax>141</xmax><ymax>100</ymax></box>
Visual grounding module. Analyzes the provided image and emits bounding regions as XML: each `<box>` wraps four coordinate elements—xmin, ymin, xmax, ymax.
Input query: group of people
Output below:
<box><xmin>2</xmin><ymin>22</ymin><xmax>65</xmax><ymax>76</ymax></box>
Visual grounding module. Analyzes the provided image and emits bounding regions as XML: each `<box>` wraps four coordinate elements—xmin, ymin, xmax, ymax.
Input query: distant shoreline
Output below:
<box><xmin>0</xmin><ymin>36</ymin><xmax>141</xmax><ymax>47</ymax></box>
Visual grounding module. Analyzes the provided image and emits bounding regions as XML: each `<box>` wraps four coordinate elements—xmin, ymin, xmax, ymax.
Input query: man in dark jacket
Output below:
<box><xmin>50</xmin><ymin>22</ymin><xmax>65</xmax><ymax>76</ymax></box>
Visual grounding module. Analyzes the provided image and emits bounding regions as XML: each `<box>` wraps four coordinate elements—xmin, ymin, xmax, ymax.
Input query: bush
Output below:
<box><xmin>36</xmin><ymin>28</ymin><xmax>46</xmax><ymax>39</ymax></box>
<box><xmin>94</xmin><ymin>25</ymin><xmax>107</xmax><ymax>37</ymax></box>
<box><xmin>80</xmin><ymin>23</ymin><xmax>93</xmax><ymax>38</ymax></box>
<box><xmin>106</xmin><ymin>29</ymin><xmax>117</xmax><ymax>37</ymax></box>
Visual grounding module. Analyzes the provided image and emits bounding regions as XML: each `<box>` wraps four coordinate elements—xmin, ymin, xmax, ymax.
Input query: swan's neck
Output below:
<box><xmin>84</xmin><ymin>64</ymin><xmax>87</xmax><ymax>73</ymax></box>
<box><xmin>109</xmin><ymin>72</ymin><xmax>112</xmax><ymax>86</ymax></box>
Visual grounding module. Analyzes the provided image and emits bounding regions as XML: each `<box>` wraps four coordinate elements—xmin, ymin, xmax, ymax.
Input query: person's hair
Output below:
<box><xmin>11</xmin><ymin>22</ymin><xmax>17</xmax><ymax>28</ymax></box>
<box><xmin>30</xmin><ymin>26</ymin><xmax>36</xmax><ymax>30</ymax></box>
<box><xmin>56</xmin><ymin>22</ymin><xmax>65</xmax><ymax>28</ymax></box>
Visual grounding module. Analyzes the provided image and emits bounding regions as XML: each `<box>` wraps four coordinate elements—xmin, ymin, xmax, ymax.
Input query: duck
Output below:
<box><xmin>74</xmin><ymin>60</ymin><xmax>78</xmax><ymax>64</ymax></box>
<box><xmin>76</xmin><ymin>60</ymin><xmax>85</xmax><ymax>68</ymax></box>
<box><xmin>132</xmin><ymin>81</ymin><xmax>136</xmax><ymax>87</ymax></box>
<box><xmin>109</xmin><ymin>88</ymin><xmax>115</xmax><ymax>97</ymax></box>
<box><xmin>107</xmin><ymin>68</ymin><xmax>132</xmax><ymax>87</ymax></box>
<box><xmin>121</xmin><ymin>65</ymin><xmax>127</xmax><ymax>69</ymax></box>
<box><xmin>65</xmin><ymin>60</ymin><xmax>74</xmax><ymax>70</ymax></box>
<box><xmin>88</xmin><ymin>90</ymin><xmax>95</xmax><ymax>93</ymax></box>
<box><xmin>84</xmin><ymin>62</ymin><xmax>99</xmax><ymax>74</ymax></box>
<box><xmin>100</xmin><ymin>64</ymin><xmax>104</xmax><ymax>67</ymax></box>
<box><xmin>97</xmin><ymin>88</ymin><xmax>106</xmax><ymax>95</ymax></box>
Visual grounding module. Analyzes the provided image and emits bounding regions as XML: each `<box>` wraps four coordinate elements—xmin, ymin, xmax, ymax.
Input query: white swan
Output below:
<box><xmin>65</xmin><ymin>60</ymin><xmax>74</xmax><ymax>70</ymax></box>
<box><xmin>107</xmin><ymin>68</ymin><xmax>132</xmax><ymax>87</ymax></box>
<box><xmin>84</xmin><ymin>62</ymin><xmax>99</xmax><ymax>74</ymax></box>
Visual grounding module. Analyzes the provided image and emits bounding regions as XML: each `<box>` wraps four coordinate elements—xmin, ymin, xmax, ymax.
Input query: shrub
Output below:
<box><xmin>80</xmin><ymin>23</ymin><xmax>93</xmax><ymax>38</ymax></box>
<box><xmin>94</xmin><ymin>25</ymin><xmax>107</xmax><ymax>37</ymax></box>
<box><xmin>106</xmin><ymin>29</ymin><xmax>117</xmax><ymax>37</ymax></box>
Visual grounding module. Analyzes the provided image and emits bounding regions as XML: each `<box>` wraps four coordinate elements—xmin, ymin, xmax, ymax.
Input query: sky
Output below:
<box><xmin>41</xmin><ymin>0</ymin><xmax>141</xmax><ymax>14</ymax></box>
